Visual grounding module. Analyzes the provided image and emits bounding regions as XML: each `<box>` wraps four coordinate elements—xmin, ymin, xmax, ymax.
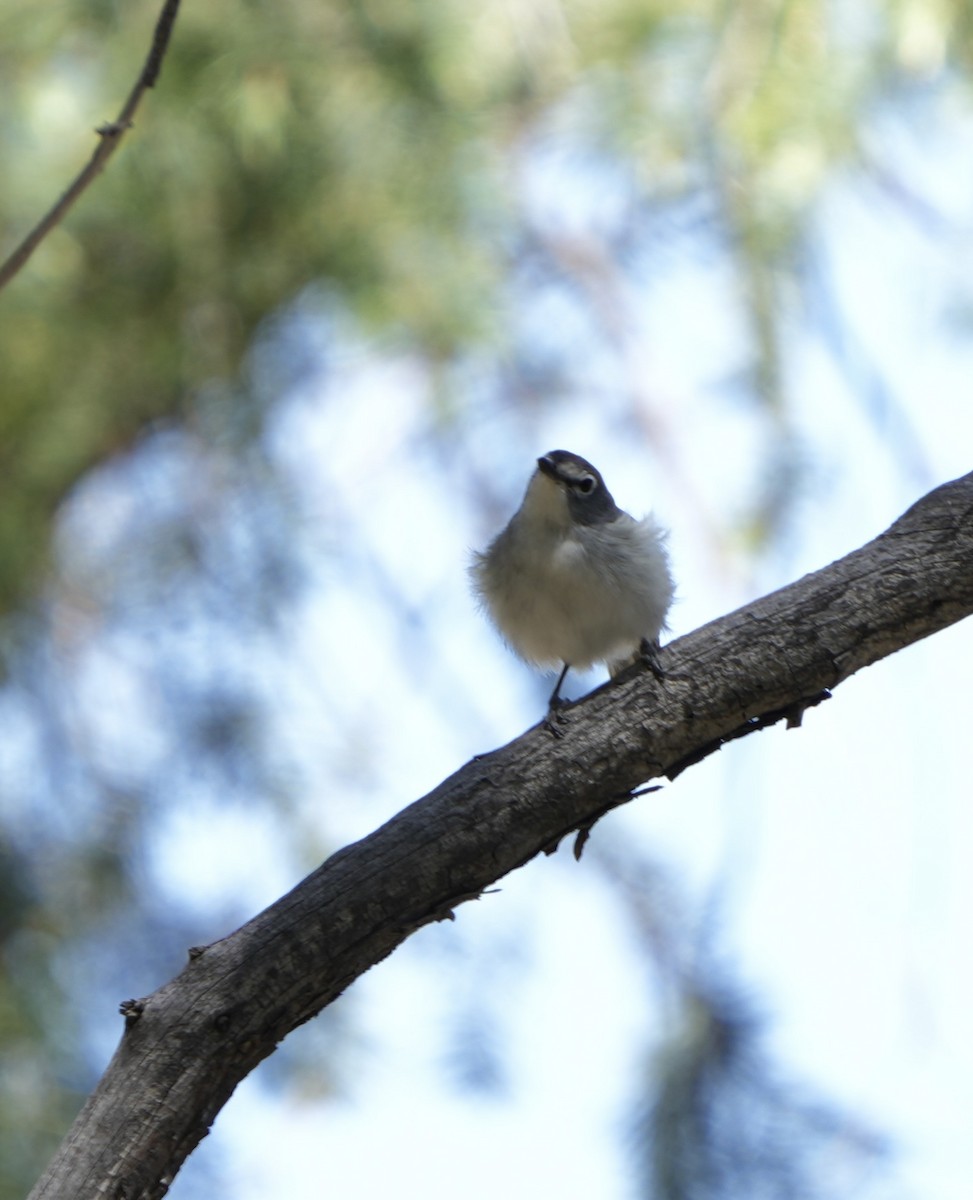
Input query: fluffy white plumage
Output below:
<box><xmin>471</xmin><ymin>451</ymin><xmax>674</xmax><ymax>680</ymax></box>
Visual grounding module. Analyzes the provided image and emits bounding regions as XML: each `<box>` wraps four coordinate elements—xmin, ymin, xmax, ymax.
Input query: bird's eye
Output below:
<box><xmin>576</xmin><ymin>474</ymin><xmax>597</xmax><ymax>495</ymax></box>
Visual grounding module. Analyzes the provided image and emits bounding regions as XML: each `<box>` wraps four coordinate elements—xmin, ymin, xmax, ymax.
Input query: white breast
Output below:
<box><xmin>471</xmin><ymin>503</ymin><xmax>673</xmax><ymax>672</ymax></box>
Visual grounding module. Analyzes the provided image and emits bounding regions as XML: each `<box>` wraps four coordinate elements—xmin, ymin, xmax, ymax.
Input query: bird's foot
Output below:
<box><xmin>639</xmin><ymin>638</ymin><xmax>691</xmax><ymax>684</ymax></box>
<box><xmin>638</xmin><ymin>638</ymin><xmax>666</xmax><ymax>681</ymax></box>
<box><xmin>542</xmin><ymin>697</ymin><xmax>568</xmax><ymax>738</ymax></box>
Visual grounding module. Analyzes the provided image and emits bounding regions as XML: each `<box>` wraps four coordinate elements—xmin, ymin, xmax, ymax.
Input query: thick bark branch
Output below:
<box><xmin>30</xmin><ymin>471</ymin><xmax>973</xmax><ymax>1200</ymax></box>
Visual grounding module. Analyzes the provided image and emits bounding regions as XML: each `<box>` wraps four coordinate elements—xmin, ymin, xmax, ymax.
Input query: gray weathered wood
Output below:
<box><xmin>29</xmin><ymin>471</ymin><xmax>973</xmax><ymax>1200</ymax></box>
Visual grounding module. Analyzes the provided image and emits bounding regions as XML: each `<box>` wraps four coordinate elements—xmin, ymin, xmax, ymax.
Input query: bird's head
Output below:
<box><xmin>523</xmin><ymin>449</ymin><xmax>621</xmax><ymax>527</ymax></box>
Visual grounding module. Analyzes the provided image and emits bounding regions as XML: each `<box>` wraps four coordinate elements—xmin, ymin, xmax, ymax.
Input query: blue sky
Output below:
<box><xmin>36</xmin><ymin>70</ymin><xmax>973</xmax><ymax>1200</ymax></box>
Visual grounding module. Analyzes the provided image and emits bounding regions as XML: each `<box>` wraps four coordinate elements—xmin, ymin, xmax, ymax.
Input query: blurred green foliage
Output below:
<box><xmin>1</xmin><ymin>1</ymin><xmax>971</xmax><ymax>1196</ymax></box>
<box><xmin>3</xmin><ymin>0</ymin><xmax>964</xmax><ymax>614</ymax></box>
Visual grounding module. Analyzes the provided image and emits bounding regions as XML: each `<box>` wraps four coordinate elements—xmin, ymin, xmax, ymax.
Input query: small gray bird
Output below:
<box><xmin>471</xmin><ymin>450</ymin><xmax>674</xmax><ymax>715</ymax></box>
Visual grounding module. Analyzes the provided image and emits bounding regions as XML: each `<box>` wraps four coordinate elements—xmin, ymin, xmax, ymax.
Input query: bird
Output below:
<box><xmin>471</xmin><ymin>449</ymin><xmax>674</xmax><ymax>719</ymax></box>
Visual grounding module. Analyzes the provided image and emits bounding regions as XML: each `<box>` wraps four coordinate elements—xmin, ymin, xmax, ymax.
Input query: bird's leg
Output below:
<box><xmin>543</xmin><ymin>663</ymin><xmax>571</xmax><ymax>737</ymax></box>
<box><xmin>548</xmin><ymin>662</ymin><xmax>571</xmax><ymax>708</ymax></box>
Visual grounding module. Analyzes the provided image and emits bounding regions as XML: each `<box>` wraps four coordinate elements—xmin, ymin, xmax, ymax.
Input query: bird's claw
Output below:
<box><xmin>638</xmin><ymin>638</ymin><xmax>666</xmax><ymax>681</ymax></box>
<box><xmin>542</xmin><ymin>703</ymin><xmax>567</xmax><ymax>738</ymax></box>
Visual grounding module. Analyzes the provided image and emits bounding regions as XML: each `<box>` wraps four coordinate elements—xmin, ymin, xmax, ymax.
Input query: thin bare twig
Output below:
<box><xmin>0</xmin><ymin>0</ymin><xmax>182</xmax><ymax>293</ymax></box>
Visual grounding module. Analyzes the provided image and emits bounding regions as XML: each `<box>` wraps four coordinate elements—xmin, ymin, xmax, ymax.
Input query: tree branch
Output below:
<box><xmin>30</xmin><ymin>471</ymin><xmax>973</xmax><ymax>1200</ymax></box>
<box><xmin>0</xmin><ymin>0</ymin><xmax>182</xmax><ymax>293</ymax></box>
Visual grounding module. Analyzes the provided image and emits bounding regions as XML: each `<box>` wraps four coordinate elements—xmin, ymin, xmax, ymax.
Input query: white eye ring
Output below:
<box><xmin>577</xmin><ymin>474</ymin><xmax>597</xmax><ymax>495</ymax></box>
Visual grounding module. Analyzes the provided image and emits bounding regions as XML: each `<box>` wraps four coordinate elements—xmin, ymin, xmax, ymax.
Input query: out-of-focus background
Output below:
<box><xmin>1</xmin><ymin>2</ymin><xmax>972</xmax><ymax>1197</ymax></box>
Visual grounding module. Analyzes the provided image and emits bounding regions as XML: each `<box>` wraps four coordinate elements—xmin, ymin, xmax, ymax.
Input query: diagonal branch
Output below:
<box><xmin>0</xmin><ymin>0</ymin><xmax>182</xmax><ymax>293</ymax></box>
<box><xmin>29</xmin><ymin>471</ymin><xmax>973</xmax><ymax>1200</ymax></box>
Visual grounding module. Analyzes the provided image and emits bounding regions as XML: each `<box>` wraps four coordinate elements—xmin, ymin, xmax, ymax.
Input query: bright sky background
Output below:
<box><xmin>128</xmin><ymin>88</ymin><xmax>973</xmax><ymax>1200</ymax></box>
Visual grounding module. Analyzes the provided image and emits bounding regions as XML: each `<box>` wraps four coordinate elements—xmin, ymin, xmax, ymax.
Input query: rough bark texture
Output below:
<box><xmin>30</xmin><ymin>471</ymin><xmax>973</xmax><ymax>1200</ymax></box>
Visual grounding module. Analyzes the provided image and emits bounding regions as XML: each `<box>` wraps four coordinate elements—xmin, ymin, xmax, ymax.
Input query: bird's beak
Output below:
<box><xmin>537</xmin><ymin>454</ymin><xmax>559</xmax><ymax>483</ymax></box>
